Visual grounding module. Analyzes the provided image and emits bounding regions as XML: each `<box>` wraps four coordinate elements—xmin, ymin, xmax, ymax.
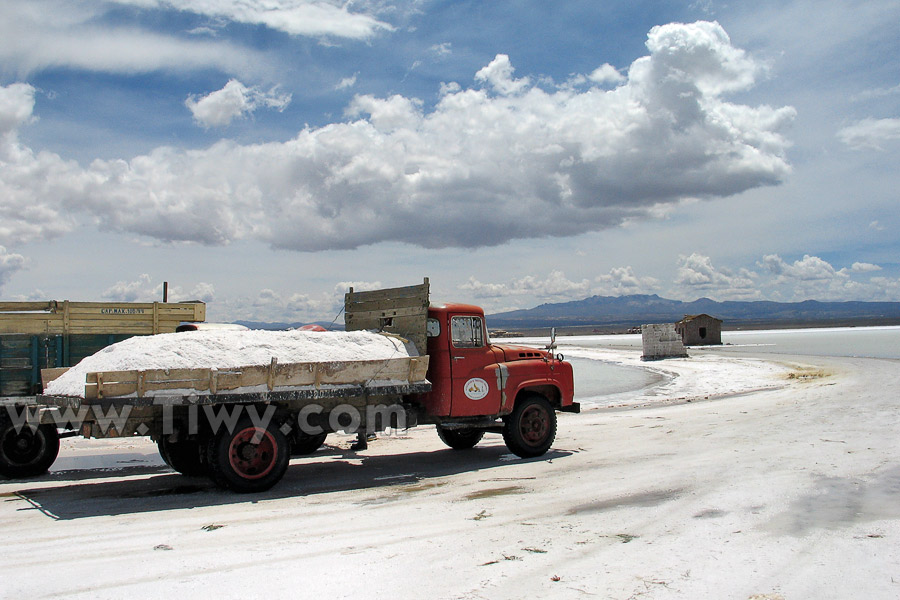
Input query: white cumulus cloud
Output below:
<box><xmin>850</xmin><ymin>262</ymin><xmax>882</xmax><ymax>273</ymax></box>
<box><xmin>461</xmin><ymin>271</ymin><xmax>591</xmax><ymax>300</ymax></box>
<box><xmin>0</xmin><ymin>21</ymin><xmax>795</xmax><ymax>253</ymax></box>
<box><xmin>0</xmin><ymin>83</ymin><xmax>37</xmax><ymax>135</ymax></box>
<box><xmin>595</xmin><ymin>266</ymin><xmax>659</xmax><ymax>295</ymax></box>
<box><xmin>186</xmin><ymin>79</ymin><xmax>292</xmax><ymax>128</ymax></box>
<box><xmin>102</xmin><ymin>274</ymin><xmax>157</xmax><ymax>302</ymax></box>
<box><xmin>588</xmin><ymin>63</ymin><xmax>625</xmax><ymax>85</ymax></box>
<box><xmin>761</xmin><ymin>254</ymin><xmax>840</xmax><ymax>281</ymax></box>
<box><xmin>231</xmin><ymin>286</ymin><xmax>342</xmax><ymax>323</ymax></box>
<box><xmin>675</xmin><ymin>253</ymin><xmax>760</xmax><ymax>300</ymax></box>
<box><xmin>758</xmin><ymin>254</ymin><xmax>895</xmax><ymax>301</ymax></box>
<box><xmin>335</xmin><ymin>74</ymin><xmax>358</xmax><ymax>91</ymax></box>
<box><xmin>102</xmin><ymin>274</ymin><xmax>215</xmax><ymax>303</ymax></box>
<box><xmin>0</xmin><ymin>83</ymin><xmax>86</xmax><ymax>246</ymax></box>
<box><xmin>0</xmin><ymin>245</ymin><xmax>26</xmax><ymax>289</ymax></box>
<box><xmin>474</xmin><ymin>54</ymin><xmax>531</xmax><ymax>95</ymax></box>
<box><xmin>838</xmin><ymin>118</ymin><xmax>900</xmax><ymax>150</ymax></box>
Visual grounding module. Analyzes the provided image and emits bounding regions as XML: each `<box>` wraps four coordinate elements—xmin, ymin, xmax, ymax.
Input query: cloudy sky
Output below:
<box><xmin>1</xmin><ymin>0</ymin><xmax>898</xmax><ymax>323</ymax></box>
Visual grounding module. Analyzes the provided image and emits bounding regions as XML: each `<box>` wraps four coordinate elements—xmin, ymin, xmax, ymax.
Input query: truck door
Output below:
<box><xmin>449</xmin><ymin>315</ymin><xmax>502</xmax><ymax>416</ymax></box>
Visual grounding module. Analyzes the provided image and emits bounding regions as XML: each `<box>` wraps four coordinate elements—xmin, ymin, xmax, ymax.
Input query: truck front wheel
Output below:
<box><xmin>502</xmin><ymin>394</ymin><xmax>557</xmax><ymax>458</ymax></box>
<box><xmin>437</xmin><ymin>426</ymin><xmax>484</xmax><ymax>450</ymax></box>
<box><xmin>207</xmin><ymin>418</ymin><xmax>289</xmax><ymax>493</ymax></box>
<box><xmin>0</xmin><ymin>421</ymin><xmax>60</xmax><ymax>478</ymax></box>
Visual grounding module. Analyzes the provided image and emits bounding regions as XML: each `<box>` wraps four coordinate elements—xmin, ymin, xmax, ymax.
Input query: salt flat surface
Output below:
<box><xmin>3</xmin><ymin>351</ymin><xmax>900</xmax><ymax>599</ymax></box>
<box><xmin>45</xmin><ymin>329</ymin><xmax>415</xmax><ymax>397</ymax></box>
<box><xmin>561</xmin><ymin>345</ymin><xmax>795</xmax><ymax>406</ymax></box>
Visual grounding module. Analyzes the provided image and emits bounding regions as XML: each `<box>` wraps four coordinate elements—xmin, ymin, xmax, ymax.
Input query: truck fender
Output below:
<box><xmin>507</xmin><ymin>380</ymin><xmax>562</xmax><ymax>413</ymax></box>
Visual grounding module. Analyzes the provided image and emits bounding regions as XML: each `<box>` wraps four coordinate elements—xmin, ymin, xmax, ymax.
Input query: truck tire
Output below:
<box><xmin>157</xmin><ymin>437</ymin><xmax>206</xmax><ymax>476</ymax></box>
<box><xmin>290</xmin><ymin>432</ymin><xmax>327</xmax><ymax>456</ymax></box>
<box><xmin>502</xmin><ymin>394</ymin><xmax>557</xmax><ymax>458</ymax></box>
<box><xmin>0</xmin><ymin>420</ymin><xmax>60</xmax><ymax>478</ymax></box>
<box><xmin>206</xmin><ymin>417</ymin><xmax>289</xmax><ymax>493</ymax></box>
<box><xmin>436</xmin><ymin>426</ymin><xmax>484</xmax><ymax>450</ymax></box>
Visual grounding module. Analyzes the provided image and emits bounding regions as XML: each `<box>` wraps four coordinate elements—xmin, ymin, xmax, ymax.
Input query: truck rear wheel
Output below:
<box><xmin>206</xmin><ymin>418</ymin><xmax>289</xmax><ymax>493</ymax></box>
<box><xmin>0</xmin><ymin>421</ymin><xmax>60</xmax><ymax>478</ymax></box>
<box><xmin>436</xmin><ymin>426</ymin><xmax>484</xmax><ymax>450</ymax></box>
<box><xmin>158</xmin><ymin>437</ymin><xmax>206</xmax><ymax>476</ymax></box>
<box><xmin>502</xmin><ymin>394</ymin><xmax>557</xmax><ymax>458</ymax></box>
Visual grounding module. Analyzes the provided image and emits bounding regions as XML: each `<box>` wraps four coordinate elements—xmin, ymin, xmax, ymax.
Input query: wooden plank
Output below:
<box><xmin>0</xmin><ymin>302</ymin><xmax>56</xmax><ymax>312</ymax></box>
<box><xmin>0</xmin><ymin>314</ymin><xmax>60</xmax><ymax>324</ymax></box>
<box><xmin>344</xmin><ymin>296</ymin><xmax>429</xmax><ymax>314</ymax></box>
<box><xmin>344</xmin><ymin>281</ymin><xmax>429</xmax><ymax>356</ymax></box>
<box><xmin>0</xmin><ymin>321</ymin><xmax>187</xmax><ymax>335</ymax></box>
<box><xmin>270</xmin><ymin>361</ymin><xmax>317</xmax><ymax>386</ymax></box>
<box><xmin>409</xmin><ymin>357</ymin><xmax>429</xmax><ymax>382</ymax></box>
<box><xmin>0</xmin><ymin>301</ymin><xmax>204</xmax><ymax>335</ymax></box>
<box><xmin>58</xmin><ymin>312</ymin><xmax>181</xmax><ymax>322</ymax></box>
<box><xmin>345</xmin><ymin>280</ymin><xmax>429</xmax><ymax>310</ymax></box>
<box><xmin>86</xmin><ymin>368</ymin><xmax>215</xmax><ymax>385</ymax></box>
<box><xmin>1</xmin><ymin>381</ymin><xmax>30</xmax><ymax>395</ymax></box>
<box><xmin>78</xmin><ymin>355</ymin><xmax>430</xmax><ymax>399</ymax></box>
<box><xmin>344</xmin><ymin>307</ymin><xmax>428</xmax><ymax>327</ymax></box>
<box><xmin>347</xmin><ymin>316</ymin><xmax>427</xmax><ymax>356</ymax></box>
<box><xmin>41</xmin><ymin>368</ymin><xmax>69</xmax><ymax>388</ymax></box>
<box><xmin>63</xmin><ymin>302</ymin><xmax>204</xmax><ymax>316</ymax></box>
<box><xmin>0</xmin><ymin>301</ymin><xmax>203</xmax><ymax>317</ymax></box>
<box><xmin>346</xmin><ymin>314</ymin><xmax>426</xmax><ymax>330</ymax></box>
<box><xmin>41</xmin><ymin>380</ymin><xmax>433</xmax><ymax>409</ymax></box>
<box><xmin>67</xmin><ymin>325</ymin><xmax>182</xmax><ymax>335</ymax></box>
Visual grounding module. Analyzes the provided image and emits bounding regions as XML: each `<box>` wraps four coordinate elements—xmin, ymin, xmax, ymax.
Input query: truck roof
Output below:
<box><xmin>429</xmin><ymin>303</ymin><xmax>485</xmax><ymax>315</ymax></box>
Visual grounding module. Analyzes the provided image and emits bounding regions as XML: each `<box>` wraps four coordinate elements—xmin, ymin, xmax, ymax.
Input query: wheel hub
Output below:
<box><xmin>520</xmin><ymin>406</ymin><xmax>549</xmax><ymax>444</ymax></box>
<box><xmin>3</xmin><ymin>428</ymin><xmax>41</xmax><ymax>462</ymax></box>
<box><xmin>228</xmin><ymin>427</ymin><xmax>276</xmax><ymax>480</ymax></box>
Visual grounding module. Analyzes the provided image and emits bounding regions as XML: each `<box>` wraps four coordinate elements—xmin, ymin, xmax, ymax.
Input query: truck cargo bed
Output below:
<box><xmin>39</xmin><ymin>355</ymin><xmax>430</xmax><ymax>408</ymax></box>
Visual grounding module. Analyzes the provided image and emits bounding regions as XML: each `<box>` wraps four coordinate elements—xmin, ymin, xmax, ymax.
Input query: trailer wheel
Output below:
<box><xmin>0</xmin><ymin>421</ymin><xmax>60</xmax><ymax>479</ymax></box>
<box><xmin>502</xmin><ymin>394</ymin><xmax>557</xmax><ymax>458</ymax></box>
<box><xmin>436</xmin><ymin>427</ymin><xmax>484</xmax><ymax>450</ymax></box>
<box><xmin>207</xmin><ymin>418</ymin><xmax>289</xmax><ymax>493</ymax></box>
<box><xmin>291</xmin><ymin>432</ymin><xmax>327</xmax><ymax>456</ymax></box>
<box><xmin>157</xmin><ymin>437</ymin><xmax>206</xmax><ymax>476</ymax></box>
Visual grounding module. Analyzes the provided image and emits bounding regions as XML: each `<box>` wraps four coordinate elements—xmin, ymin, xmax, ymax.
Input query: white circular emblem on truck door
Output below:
<box><xmin>464</xmin><ymin>378</ymin><xmax>490</xmax><ymax>400</ymax></box>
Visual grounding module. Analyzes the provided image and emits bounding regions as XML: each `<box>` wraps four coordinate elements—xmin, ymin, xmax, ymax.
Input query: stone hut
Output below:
<box><xmin>676</xmin><ymin>314</ymin><xmax>723</xmax><ymax>346</ymax></box>
<box><xmin>641</xmin><ymin>323</ymin><xmax>688</xmax><ymax>360</ymax></box>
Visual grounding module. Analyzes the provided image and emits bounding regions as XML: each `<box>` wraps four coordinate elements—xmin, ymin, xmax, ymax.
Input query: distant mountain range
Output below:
<box><xmin>231</xmin><ymin>295</ymin><xmax>900</xmax><ymax>332</ymax></box>
<box><xmin>487</xmin><ymin>294</ymin><xmax>900</xmax><ymax>331</ymax></box>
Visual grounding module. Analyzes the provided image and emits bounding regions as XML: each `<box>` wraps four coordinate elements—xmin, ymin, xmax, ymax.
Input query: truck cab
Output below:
<box><xmin>345</xmin><ymin>279</ymin><xmax>577</xmax><ymax>458</ymax></box>
<box><xmin>420</xmin><ymin>303</ymin><xmax>575</xmax><ymax>419</ymax></box>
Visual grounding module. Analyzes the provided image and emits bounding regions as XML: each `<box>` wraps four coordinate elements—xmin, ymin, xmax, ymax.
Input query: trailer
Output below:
<box><xmin>0</xmin><ymin>300</ymin><xmax>206</xmax><ymax>479</ymax></box>
<box><xmin>3</xmin><ymin>280</ymin><xmax>577</xmax><ymax>492</ymax></box>
<box><xmin>0</xmin><ymin>300</ymin><xmax>206</xmax><ymax>396</ymax></box>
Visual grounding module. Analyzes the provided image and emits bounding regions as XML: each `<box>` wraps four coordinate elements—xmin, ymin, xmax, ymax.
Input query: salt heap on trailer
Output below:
<box><xmin>45</xmin><ymin>329</ymin><xmax>419</xmax><ymax>398</ymax></box>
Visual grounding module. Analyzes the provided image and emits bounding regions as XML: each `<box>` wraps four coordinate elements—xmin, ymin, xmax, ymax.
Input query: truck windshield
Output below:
<box><xmin>451</xmin><ymin>316</ymin><xmax>484</xmax><ymax>348</ymax></box>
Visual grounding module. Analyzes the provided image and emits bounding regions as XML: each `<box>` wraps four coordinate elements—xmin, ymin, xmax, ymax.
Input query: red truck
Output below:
<box><xmin>2</xmin><ymin>279</ymin><xmax>577</xmax><ymax>492</ymax></box>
